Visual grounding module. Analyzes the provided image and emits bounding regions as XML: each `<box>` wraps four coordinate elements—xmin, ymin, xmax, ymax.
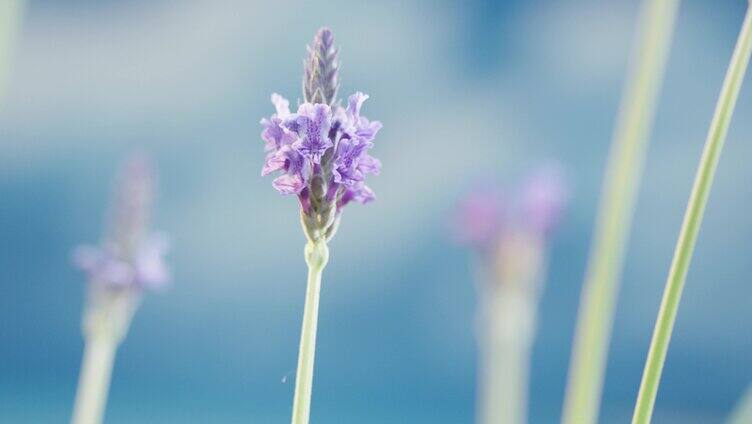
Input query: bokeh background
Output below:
<box><xmin>1</xmin><ymin>0</ymin><xmax>751</xmax><ymax>422</ymax></box>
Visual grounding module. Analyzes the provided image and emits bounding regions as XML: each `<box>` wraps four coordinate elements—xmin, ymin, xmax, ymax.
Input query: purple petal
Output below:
<box><xmin>262</xmin><ymin>151</ymin><xmax>287</xmax><ymax>176</ymax></box>
<box><xmin>346</xmin><ymin>92</ymin><xmax>369</xmax><ymax>120</ymax></box>
<box><xmin>73</xmin><ymin>244</ymin><xmax>134</xmax><ymax>287</ymax></box>
<box><xmin>358</xmin><ymin>154</ymin><xmax>381</xmax><ymax>175</ymax></box>
<box><xmin>262</xmin><ymin>145</ymin><xmax>307</xmax><ymax>178</ymax></box>
<box><xmin>134</xmin><ymin>234</ymin><xmax>171</xmax><ymax>289</ymax></box>
<box><xmin>520</xmin><ymin>165</ymin><xmax>569</xmax><ymax>235</ymax></box>
<box><xmin>271</xmin><ymin>93</ymin><xmax>290</xmax><ymax>116</ymax></box>
<box><xmin>355</xmin><ymin>119</ymin><xmax>382</xmax><ymax>143</ymax></box>
<box><xmin>340</xmin><ymin>183</ymin><xmax>375</xmax><ymax>207</ymax></box>
<box><xmin>260</xmin><ymin>94</ymin><xmax>296</xmax><ymax>153</ymax></box>
<box><xmin>292</xmin><ymin>103</ymin><xmax>333</xmax><ymax>163</ymax></box>
<box><xmin>453</xmin><ymin>185</ymin><xmax>507</xmax><ymax>250</ymax></box>
<box><xmin>281</xmin><ymin>115</ymin><xmax>301</xmax><ymax>133</ymax></box>
<box><xmin>95</xmin><ymin>260</ymin><xmax>135</xmax><ymax>287</ymax></box>
<box><xmin>272</xmin><ymin>174</ymin><xmax>305</xmax><ymax>195</ymax></box>
<box><xmin>261</xmin><ymin>116</ymin><xmax>297</xmax><ymax>152</ymax></box>
<box><xmin>352</xmin><ymin>184</ymin><xmax>375</xmax><ymax>204</ymax></box>
<box><xmin>331</xmin><ymin>139</ymin><xmax>368</xmax><ymax>186</ymax></box>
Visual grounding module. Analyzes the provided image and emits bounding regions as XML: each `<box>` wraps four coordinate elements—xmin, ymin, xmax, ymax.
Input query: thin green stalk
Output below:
<box><xmin>479</xmin><ymin>290</ymin><xmax>536</xmax><ymax>424</ymax></box>
<box><xmin>728</xmin><ymin>385</ymin><xmax>752</xmax><ymax>424</ymax></box>
<box><xmin>0</xmin><ymin>0</ymin><xmax>24</xmax><ymax>106</ymax></box>
<box><xmin>632</xmin><ymin>6</ymin><xmax>752</xmax><ymax>423</ymax></box>
<box><xmin>562</xmin><ymin>1</ymin><xmax>680</xmax><ymax>423</ymax></box>
<box><xmin>476</xmin><ymin>232</ymin><xmax>546</xmax><ymax>424</ymax></box>
<box><xmin>71</xmin><ymin>289</ymin><xmax>137</xmax><ymax>424</ymax></box>
<box><xmin>291</xmin><ymin>240</ymin><xmax>329</xmax><ymax>424</ymax></box>
<box><xmin>71</xmin><ymin>336</ymin><xmax>118</xmax><ymax>424</ymax></box>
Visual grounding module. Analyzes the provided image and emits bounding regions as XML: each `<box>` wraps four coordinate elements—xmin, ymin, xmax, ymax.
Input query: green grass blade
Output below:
<box><xmin>561</xmin><ymin>1</ymin><xmax>680</xmax><ymax>423</ymax></box>
<box><xmin>631</xmin><ymin>5</ymin><xmax>752</xmax><ymax>423</ymax></box>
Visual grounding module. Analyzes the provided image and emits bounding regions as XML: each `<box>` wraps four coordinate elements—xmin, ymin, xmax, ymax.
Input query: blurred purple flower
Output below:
<box><xmin>453</xmin><ymin>185</ymin><xmax>507</xmax><ymax>251</ymax></box>
<box><xmin>260</xmin><ymin>28</ymin><xmax>381</xmax><ymax>242</ymax></box>
<box><xmin>519</xmin><ymin>165</ymin><xmax>569</xmax><ymax>236</ymax></box>
<box><xmin>73</xmin><ymin>235</ymin><xmax>170</xmax><ymax>290</ymax></box>
<box><xmin>73</xmin><ymin>245</ymin><xmax>134</xmax><ymax>287</ymax></box>
<box><xmin>454</xmin><ymin>165</ymin><xmax>569</xmax><ymax>252</ymax></box>
<box><xmin>73</xmin><ymin>156</ymin><xmax>170</xmax><ymax>291</ymax></box>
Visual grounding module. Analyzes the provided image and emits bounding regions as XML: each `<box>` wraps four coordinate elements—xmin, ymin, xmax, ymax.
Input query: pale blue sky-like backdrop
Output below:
<box><xmin>1</xmin><ymin>0</ymin><xmax>751</xmax><ymax>422</ymax></box>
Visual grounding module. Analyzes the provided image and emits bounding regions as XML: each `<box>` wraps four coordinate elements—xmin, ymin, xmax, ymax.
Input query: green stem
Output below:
<box><xmin>291</xmin><ymin>240</ymin><xmax>329</xmax><ymax>424</ymax></box>
<box><xmin>562</xmin><ymin>1</ymin><xmax>680</xmax><ymax>423</ymax></box>
<box><xmin>476</xmin><ymin>233</ymin><xmax>545</xmax><ymax>424</ymax></box>
<box><xmin>479</xmin><ymin>290</ymin><xmax>535</xmax><ymax>424</ymax></box>
<box><xmin>0</xmin><ymin>0</ymin><xmax>24</xmax><ymax>107</ymax></box>
<box><xmin>71</xmin><ymin>287</ymin><xmax>137</xmax><ymax>424</ymax></box>
<box><xmin>632</xmin><ymin>6</ymin><xmax>752</xmax><ymax>423</ymax></box>
<box><xmin>71</xmin><ymin>335</ymin><xmax>118</xmax><ymax>424</ymax></box>
<box><xmin>728</xmin><ymin>385</ymin><xmax>752</xmax><ymax>424</ymax></box>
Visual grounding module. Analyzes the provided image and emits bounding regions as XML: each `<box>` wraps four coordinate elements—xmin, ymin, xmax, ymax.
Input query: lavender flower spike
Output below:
<box><xmin>71</xmin><ymin>155</ymin><xmax>170</xmax><ymax>424</ymax></box>
<box><xmin>73</xmin><ymin>156</ymin><xmax>171</xmax><ymax>293</ymax></box>
<box><xmin>453</xmin><ymin>165</ymin><xmax>568</xmax><ymax>424</ymax></box>
<box><xmin>261</xmin><ymin>29</ymin><xmax>381</xmax><ymax>243</ymax></box>
<box><xmin>259</xmin><ymin>28</ymin><xmax>382</xmax><ymax>424</ymax></box>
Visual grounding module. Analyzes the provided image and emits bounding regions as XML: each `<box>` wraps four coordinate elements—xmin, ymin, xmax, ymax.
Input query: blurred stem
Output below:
<box><xmin>72</xmin><ymin>287</ymin><xmax>137</xmax><ymax>424</ymax></box>
<box><xmin>632</xmin><ymin>6</ymin><xmax>752</xmax><ymax>423</ymax></box>
<box><xmin>291</xmin><ymin>240</ymin><xmax>329</xmax><ymax>424</ymax></box>
<box><xmin>561</xmin><ymin>0</ymin><xmax>680</xmax><ymax>423</ymax></box>
<box><xmin>71</xmin><ymin>335</ymin><xmax>118</xmax><ymax>424</ymax></box>
<box><xmin>477</xmin><ymin>233</ymin><xmax>545</xmax><ymax>424</ymax></box>
<box><xmin>0</xmin><ymin>0</ymin><xmax>24</xmax><ymax>107</ymax></box>
<box><xmin>728</xmin><ymin>385</ymin><xmax>752</xmax><ymax>424</ymax></box>
<box><xmin>479</xmin><ymin>290</ymin><xmax>536</xmax><ymax>424</ymax></box>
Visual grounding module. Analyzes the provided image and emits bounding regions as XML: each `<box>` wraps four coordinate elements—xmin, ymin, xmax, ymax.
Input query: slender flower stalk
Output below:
<box><xmin>454</xmin><ymin>166</ymin><xmax>568</xmax><ymax>424</ymax></box>
<box><xmin>561</xmin><ymin>1</ymin><xmax>680</xmax><ymax>422</ymax></box>
<box><xmin>72</xmin><ymin>333</ymin><xmax>117</xmax><ymax>424</ymax></box>
<box><xmin>0</xmin><ymin>0</ymin><xmax>25</xmax><ymax>106</ymax></box>
<box><xmin>71</xmin><ymin>156</ymin><xmax>170</xmax><ymax>424</ymax></box>
<box><xmin>632</xmin><ymin>6</ymin><xmax>752</xmax><ymax>423</ymax></box>
<box><xmin>259</xmin><ymin>28</ymin><xmax>382</xmax><ymax>424</ymax></box>
<box><xmin>477</xmin><ymin>236</ymin><xmax>543</xmax><ymax>424</ymax></box>
<box><xmin>729</xmin><ymin>385</ymin><xmax>752</xmax><ymax>424</ymax></box>
<box><xmin>291</xmin><ymin>240</ymin><xmax>328</xmax><ymax>423</ymax></box>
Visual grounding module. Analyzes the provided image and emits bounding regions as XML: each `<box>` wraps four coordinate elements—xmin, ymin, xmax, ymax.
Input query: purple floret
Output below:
<box><xmin>453</xmin><ymin>185</ymin><xmax>508</xmax><ymax>251</ymax></box>
<box><xmin>74</xmin><ymin>235</ymin><xmax>170</xmax><ymax>291</ymax></box>
<box><xmin>519</xmin><ymin>165</ymin><xmax>569</xmax><ymax>236</ymax></box>
<box><xmin>260</xmin><ymin>92</ymin><xmax>381</xmax><ymax>208</ymax></box>
<box><xmin>288</xmin><ymin>103</ymin><xmax>333</xmax><ymax>164</ymax></box>
<box><xmin>454</xmin><ymin>165</ymin><xmax>569</xmax><ymax>253</ymax></box>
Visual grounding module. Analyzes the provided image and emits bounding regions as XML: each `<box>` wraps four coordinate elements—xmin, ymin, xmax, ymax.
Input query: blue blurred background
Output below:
<box><xmin>1</xmin><ymin>0</ymin><xmax>751</xmax><ymax>422</ymax></box>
